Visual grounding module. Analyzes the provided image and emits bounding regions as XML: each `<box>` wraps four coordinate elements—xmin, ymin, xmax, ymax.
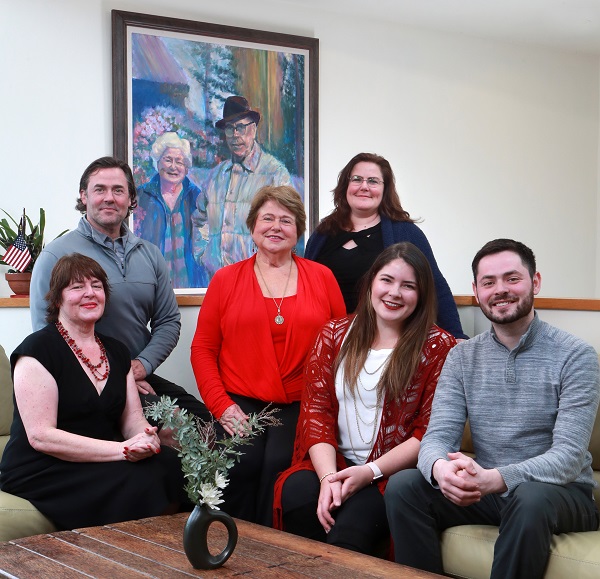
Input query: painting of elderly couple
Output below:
<box><xmin>127</xmin><ymin>27</ymin><xmax>312</xmax><ymax>291</ymax></box>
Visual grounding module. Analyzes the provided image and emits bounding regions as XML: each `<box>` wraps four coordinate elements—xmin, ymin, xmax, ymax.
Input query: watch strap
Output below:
<box><xmin>366</xmin><ymin>461</ymin><xmax>383</xmax><ymax>481</ymax></box>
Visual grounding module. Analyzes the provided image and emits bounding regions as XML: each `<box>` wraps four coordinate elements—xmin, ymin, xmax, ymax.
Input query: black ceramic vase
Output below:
<box><xmin>183</xmin><ymin>504</ymin><xmax>238</xmax><ymax>569</ymax></box>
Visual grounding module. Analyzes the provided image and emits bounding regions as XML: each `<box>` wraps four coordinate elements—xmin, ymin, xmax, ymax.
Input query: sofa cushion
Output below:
<box><xmin>0</xmin><ymin>490</ymin><xmax>56</xmax><ymax>542</ymax></box>
<box><xmin>0</xmin><ymin>344</ymin><xmax>58</xmax><ymax>541</ymax></box>
<box><xmin>0</xmin><ymin>344</ymin><xmax>13</xmax><ymax>438</ymax></box>
<box><xmin>588</xmin><ymin>395</ymin><xmax>600</xmax><ymax>472</ymax></box>
<box><xmin>441</xmin><ymin>525</ymin><xmax>600</xmax><ymax>579</ymax></box>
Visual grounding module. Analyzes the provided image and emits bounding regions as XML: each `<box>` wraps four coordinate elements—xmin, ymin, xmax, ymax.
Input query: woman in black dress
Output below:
<box><xmin>0</xmin><ymin>253</ymin><xmax>186</xmax><ymax>530</ymax></box>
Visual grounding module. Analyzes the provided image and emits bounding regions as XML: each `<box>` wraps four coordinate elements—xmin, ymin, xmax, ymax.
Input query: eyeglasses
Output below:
<box><xmin>349</xmin><ymin>175</ymin><xmax>384</xmax><ymax>188</ymax></box>
<box><xmin>258</xmin><ymin>215</ymin><xmax>296</xmax><ymax>227</ymax></box>
<box><xmin>161</xmin><ymin>156</ymin><xmax>185</xmax><ymax>168</ymax></box>
<box><xmin>224</xmin><ymin>121</ymin><xmax>255</xmax><ymax>137</ymax></box>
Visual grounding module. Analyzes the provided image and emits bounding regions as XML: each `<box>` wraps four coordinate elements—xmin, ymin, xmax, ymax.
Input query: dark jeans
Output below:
<box><xmin>281</xmin><ymin>458</ymin><xmax>390</xmax><ymax>558</ymax></box>
<box><xmin>384</xmin><ymin>468</ymin><xmax>599</xmax><ymax>579</ymax></box>
<box><xmin>214</xmin><ymin>394</ymin><xmax>300</xmax><ymax>527</ymax></box>
<box><xmin>141</xmin><ymin>374</ymin><xmax>212</xmax><ymax>422</ymax></box>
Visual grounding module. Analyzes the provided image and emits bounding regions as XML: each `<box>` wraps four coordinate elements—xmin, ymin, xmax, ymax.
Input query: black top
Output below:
<box><xmin>316</xmin><ymin>224</ymin><xmax>384</xmax><ymax>313</ymax></box>
<box><xmin>0</xmin><ymin>324</ymin><xmax>186</xmax><ymax>529</ymax></box>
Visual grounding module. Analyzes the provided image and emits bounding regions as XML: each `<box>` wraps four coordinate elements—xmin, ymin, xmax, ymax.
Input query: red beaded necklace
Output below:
<box><xmin>56</xmin><ymin>321</ymin><xmax>109</xmax><ymax>381</ymax></box>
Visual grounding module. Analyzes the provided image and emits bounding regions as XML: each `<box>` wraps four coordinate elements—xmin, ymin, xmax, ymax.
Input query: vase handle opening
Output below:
<box><xmin>183</xmin><ymin>505</ymin><xmax>238</xmax><ymax>570</ymax></box>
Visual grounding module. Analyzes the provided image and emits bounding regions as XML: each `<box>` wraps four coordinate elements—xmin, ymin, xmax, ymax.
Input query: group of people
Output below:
<box><xmin>0</xmin><ymin>98</ymin><xmax>598</xmax><ymax>579</ymax></box>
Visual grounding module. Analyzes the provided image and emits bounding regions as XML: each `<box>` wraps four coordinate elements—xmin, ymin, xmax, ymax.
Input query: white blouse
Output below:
<box><xmin>336</xmin><ymin>347</ymin><xmax>392</xmax><ymax>464</ymax></box>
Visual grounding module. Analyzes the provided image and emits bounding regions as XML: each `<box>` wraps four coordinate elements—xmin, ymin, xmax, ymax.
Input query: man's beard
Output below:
<box><xmin>481</xmin><ymin>290</ymin><xmax>534</xmax><ymax>325</ymax></box>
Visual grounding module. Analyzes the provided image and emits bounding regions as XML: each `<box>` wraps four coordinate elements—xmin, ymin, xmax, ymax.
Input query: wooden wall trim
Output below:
<box><xmin>452</xmin><ymin>295</ymin><xmax>600</xmax><ymax>311</ymax></box>
<box><xmin>2</xmin><ymin>295</ymin><xmax>600</xmax><ymax>311</ymax></box>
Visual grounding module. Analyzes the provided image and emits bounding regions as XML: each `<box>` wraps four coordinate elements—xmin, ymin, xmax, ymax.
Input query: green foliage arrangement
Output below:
<box><xmin>0</xmin><ymin>208</ymin><xmax>68</xmax><ymax>273</ymax></box>
<box><xmin>144</xmin><ymin>396</ymin><xmax>281</xmax><ymax>509</ymax></box>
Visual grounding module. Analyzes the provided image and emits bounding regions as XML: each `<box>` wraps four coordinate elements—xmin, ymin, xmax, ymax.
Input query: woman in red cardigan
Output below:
<box><xmin>191</xmin><ymin>185</ymin><xmax>345</xmax><ymax>526</ymax></box>
<box><xmin>273</xmin><ymin>242</ymin><xmax>456</xmax><ymax>556</ymax></box>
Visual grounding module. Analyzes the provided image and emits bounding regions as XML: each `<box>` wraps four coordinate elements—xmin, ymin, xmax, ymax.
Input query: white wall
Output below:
<box><xmin>1</xmin><ymin>0</ymin><xmax>600</xmax><ymax>386</ymax></box>
<box><xmin>1</xmin><ymin>0</ymin><xmax>599</xmax><ymax>298</ymax></box>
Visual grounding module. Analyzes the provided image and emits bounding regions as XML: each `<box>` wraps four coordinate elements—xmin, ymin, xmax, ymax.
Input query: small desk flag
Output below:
<box><xmin>2</xmin><ymin>227</ymin><xmax>32</xmax><ymax>272</ymax></box>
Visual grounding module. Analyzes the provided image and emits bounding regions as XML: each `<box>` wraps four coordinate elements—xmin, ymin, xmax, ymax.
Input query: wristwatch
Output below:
<box><xmin>366</xmin><ymin>462</ymin><xmax>383</xmax><ymax>482</ymax></box>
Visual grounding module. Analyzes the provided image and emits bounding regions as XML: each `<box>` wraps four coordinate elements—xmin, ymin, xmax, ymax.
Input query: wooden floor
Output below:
<box><xmin>0</xmin><ymin>513</ymin><xmax>442</xmax><ymax>578</ymax></box>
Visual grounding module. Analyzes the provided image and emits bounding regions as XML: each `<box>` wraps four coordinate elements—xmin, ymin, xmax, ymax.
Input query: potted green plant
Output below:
<box><xmin>0</xmin><ymin>208</ymin><xmax>67</xmax><ymax>296</ymax></box>
<box><xmin>144</xmin><ymin>396</ymin><xmax>281</xmax><ymax>570</ymax></box>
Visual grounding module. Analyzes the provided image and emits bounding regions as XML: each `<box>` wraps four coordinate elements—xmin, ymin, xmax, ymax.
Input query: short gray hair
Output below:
<box><xmin>150</xmin><ymin>132</ymin><xmax>192</xmax><ymax>171</ymax></box>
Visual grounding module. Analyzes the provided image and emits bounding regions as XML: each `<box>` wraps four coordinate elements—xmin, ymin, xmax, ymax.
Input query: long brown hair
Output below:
<box><xmin>317</xmin><ymin>152</ymin><xmax>414</xmax><ymax>236</ymax></box>
<box><xmin>336</xmin><ymin>242</ymin><xmax>437</xmax><ymax>400</ymax></box>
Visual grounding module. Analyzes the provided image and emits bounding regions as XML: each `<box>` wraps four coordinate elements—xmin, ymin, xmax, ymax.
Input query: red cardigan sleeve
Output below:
<box><xmin>292</xmin><ymin>316</ymin><xmax>352</xmax><ymax>462</ymax></box>
<box><xmin>190</xmin><ymin>268</ymin><xmax>234</xmax><ymax>419</ymax></box>
<box><xmin>408</xmin><ymin>328</ymin><xmax>457</xmax><ymax>441</ymax></box>
<box><xmin>322</xmin><ymin>267</ymin><xmax>346</xmax><ymax>319</ymax></box>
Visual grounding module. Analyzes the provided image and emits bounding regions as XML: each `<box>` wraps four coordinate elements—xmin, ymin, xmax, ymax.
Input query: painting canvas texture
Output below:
<box><xmin>128</xmin><ymin>30</ymin><xmax>307</xmax><ymax>291</ymax></box>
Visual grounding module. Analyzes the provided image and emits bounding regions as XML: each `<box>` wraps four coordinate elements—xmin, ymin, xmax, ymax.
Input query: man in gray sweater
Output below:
<box><xmin>385</xmin><ymin>238</ymin><xmax>600</xmax><ymax>579</ymax></box>
<box><xmin>30</xmin><ymin>157</ymin><xmax>206</xmax><ymax>419</ymax></box>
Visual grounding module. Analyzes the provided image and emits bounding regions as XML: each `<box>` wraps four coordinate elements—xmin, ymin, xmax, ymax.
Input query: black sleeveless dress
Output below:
<box><xmin>0</xmin><ymin>324</ymin><xmax>186</xmax><ymax>530</ymax></box>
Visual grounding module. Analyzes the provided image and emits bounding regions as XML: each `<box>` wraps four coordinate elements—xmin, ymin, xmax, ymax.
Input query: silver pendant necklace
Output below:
<box><xmin>255</xmin><ymin>258</ymin><xmax>293</xmax><ymax>325</ymax></box>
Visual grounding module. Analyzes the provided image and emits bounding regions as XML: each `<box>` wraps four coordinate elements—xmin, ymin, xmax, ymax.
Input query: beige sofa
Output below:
<box><xmin>440</xmin><ymin>395</ymin><xmax>600</xmax><ymax>578</ymax></box>
<box><xmin>0</xmin><ymin>344</ymin><xmax>56</xmax><ymax>541</ymax></box>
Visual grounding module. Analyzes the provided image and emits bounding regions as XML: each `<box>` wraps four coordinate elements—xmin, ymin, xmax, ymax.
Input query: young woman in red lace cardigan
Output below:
<box><xmin>273</xmin><ymin>242</ymin><xmax>456</xmax><ymax>557</ymax></box>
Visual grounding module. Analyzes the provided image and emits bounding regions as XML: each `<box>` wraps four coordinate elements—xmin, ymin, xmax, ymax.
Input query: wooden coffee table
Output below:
<box><xmin>0</xmin><ymin>513</ymin><xmax>442</xmax><ymax>578</ymax></box>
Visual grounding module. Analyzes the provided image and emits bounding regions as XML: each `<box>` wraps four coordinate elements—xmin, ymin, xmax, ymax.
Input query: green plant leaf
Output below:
<box><xmin>144</xmin><ymin>396</ymin><xmax>281</xmax><ymax>507</ymax></box>
<box><xmin>0</xmin><ymin>208</ymin><xmax>69</xmax><ymax>272</ymax></box>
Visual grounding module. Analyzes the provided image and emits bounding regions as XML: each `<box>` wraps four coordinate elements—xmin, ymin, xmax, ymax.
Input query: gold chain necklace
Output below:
<box><xmin>357</xmin><ymin>375</ymin><xmax>380</xmax><ymax>402</ymax></box>
<box><xmin>363</xmin><ymin>349</ymin><xmax>390</xmax><ymax>376</ymax></box>
<box><xmin>255</xmin><ymin>258</ymin><xmax>293</xmax><ymax>325</ymax></box>
<box><xmin>343</xmin><ymin>382</ymin><xmax>381</xmax><ymax>461</ymax></box>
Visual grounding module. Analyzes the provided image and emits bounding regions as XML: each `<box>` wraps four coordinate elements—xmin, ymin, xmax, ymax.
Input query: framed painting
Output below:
<box><xmin>112</xmin><ymin>10</ymin><xmax>318</xmax><ymax>293</ymax></box>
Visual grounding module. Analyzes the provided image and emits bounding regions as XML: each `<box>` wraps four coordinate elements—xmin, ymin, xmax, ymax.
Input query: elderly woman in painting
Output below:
<box><xmin>134</xmin><ymin>132</ymin><xmax>207</xmax><ymax>288</ymax></box>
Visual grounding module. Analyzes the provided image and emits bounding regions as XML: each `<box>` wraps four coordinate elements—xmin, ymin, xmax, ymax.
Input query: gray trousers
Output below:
<box><xmin>384</xmin><ymin>468</ymin><xmax>598</xmax><ymax>579</ymax></box>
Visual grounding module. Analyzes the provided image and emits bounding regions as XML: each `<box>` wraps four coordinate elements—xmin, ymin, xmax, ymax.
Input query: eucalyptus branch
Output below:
<box><xmin>144</xmin><ymin>396</ymin><xmax>281</xmax><ymax>508</ymax></box>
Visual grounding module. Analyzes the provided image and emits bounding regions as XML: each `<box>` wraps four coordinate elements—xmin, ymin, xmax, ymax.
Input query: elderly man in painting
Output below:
<box><xmin>192</xmin><ymin>95</ymin><xmax>292</xmax><ymax>279</ymax></box>
<box><xmin>135</xmin><ymin>132</ymin><xmax>207</xmax><ymax>289</ymax></box>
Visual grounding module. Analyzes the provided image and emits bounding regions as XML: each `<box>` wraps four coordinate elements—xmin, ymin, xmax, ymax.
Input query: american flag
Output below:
<box><xmin>2</xmin><ymin>230</ymin><xmax>32</xmax><ymax>272</ymax></box>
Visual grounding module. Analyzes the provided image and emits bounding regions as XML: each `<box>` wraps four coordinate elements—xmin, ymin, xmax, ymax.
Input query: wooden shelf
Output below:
<box><xmin>0</xmin><ymin>295</ymin><xmax>205</xmax><ymax>308</ymax></box>
<box><xmin>452</xmin><ymin>295</ymin><xmax>600</xmax><ymax>311</ymax></box>
<box><xmin>2</xmin><ymin>295</ymin><xmax>600</xmax><ymax>311</ymax></box>
<box><xmin>0</xmin><ymin>297</ymin><xmax>30</xmax><ymax>308</ymax></box>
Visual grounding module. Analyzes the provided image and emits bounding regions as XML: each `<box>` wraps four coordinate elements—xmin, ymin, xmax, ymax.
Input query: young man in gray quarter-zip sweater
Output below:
<box><xmin>385</xmin><ymin>238</ymin><xmax>600</xmax><ymax>579</ymax></box>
